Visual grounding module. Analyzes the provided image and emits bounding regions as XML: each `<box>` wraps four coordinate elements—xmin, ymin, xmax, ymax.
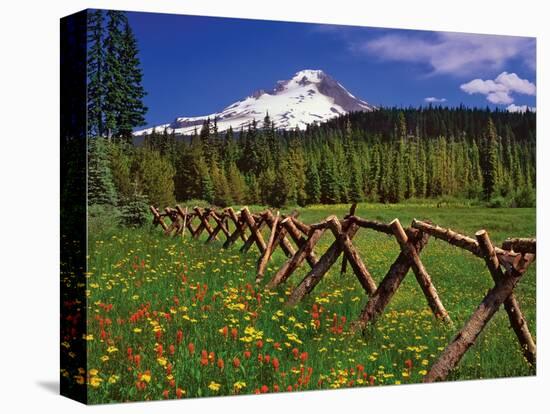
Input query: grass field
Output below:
<box><xmin>80</xmin><ymin>203</ymin><xmax>536</xmax><ymax>403</ymax></box>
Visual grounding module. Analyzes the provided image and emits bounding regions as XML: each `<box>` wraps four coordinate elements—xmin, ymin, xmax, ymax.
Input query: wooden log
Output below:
<box><xmin>223</xmin><ymin>207</ymin><xmax>247</xmax><ymax>248</ymax></box>
<box><xmin>390</xmin><ymin>219</ymin><xmax>451</xmax><ymax>324</ymax></box>
<box><xmin>341</xmin><ymin>203</ymin><xmax>358</xmax><ymax>274</ymax></box>
<box><xmin>150</xmin><ymin>206</ymin><xmax>168</xmax><ymax>231</ymax></box>
<box><xmin>423</xmin><ymin>252</ymin><xmax>535</xmax><ymax>382</ymax></box>
<box><xmin>256</xmin><ymin>212</ymin><xmax>280</xmax><ymax>283</ymax></box>
<box><xmin>291</xmin><ymin>217</ymin><xmax>311</xmax><ymax>236</ymax></box>
<box><xmin>206</xmin><ymin>211</ymin><xmax>229</xmax><ymax>243</ymax></box>
<box><xmin>186</xmin><ymin>215</ymin><xmax>199</xmax><ymax>238</ymax></box>
<box><xmin>175</xmin><ymin>205</ymin><xmax>188</xmax><ymax>237</ymax></box>
<box><xmin>502</xmin><ymin>238</ymin><xmax>536</xmax><ymax>254</ymax></box>
<box><xmin>476</xmin><ymin>230</ymin><xmax>536</xmax><ymax>366</ymax></box>
<box><xmin>353</xmin><ymin>229</ymin><xmax>430</xmax><ymax>330</ymax></box>
<box><xmin>240</xmin><ymin>217</ymin><xmax>265</xmax><ymax>253</ymax></box>
<box><xmin>265</xmin><ymin>219</ymin><xmax>329</xmax><ymax>290</ymax></box>
<box><xmin>412</xmin><ymin>219</ymin><xmax>480</xmax><ymax>255</ymax></box>
<box><xmin>352</xmin><ymin>217</ymin><xmax>394</xmax><ymax>235</ymax></box>
<box><xmin>411</xmin><ymin>219</ymin><xmax>522</xmax><ymax>267</ymax></box>
<box><xmin>240</xmin><ymin>207</ymin><xmax>267</xmax><ymax>254</ymax></box>
<box><xmin>328</xmin><ymin>217</ymin><xmax>377</xmax><ymax>295</ymax></box>
<box><xmin>163</xmin><ymin>207</ymin><xmax>181</xmax><ymax>236</ymax></box>
<box><xmin>263</xmin><ymin>210</ymin><xmax>295</xmax><ymax>258</ymax></box>
<box><xmin>281</xmin><ymin>217</ymin><xmax>317</xmax><ymax>267</ymax></box>
<box><xmin>193</xmin><ymin>207</ymin><xmax>218</xmax><ymax>241</ymax></box>
<box><xmin>286</xmin><ymin>220</ymin><xmax>360</xmax><ymax>306</ymax></box>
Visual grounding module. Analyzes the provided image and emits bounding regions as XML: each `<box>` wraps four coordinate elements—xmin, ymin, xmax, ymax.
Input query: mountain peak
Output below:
<box><xmin>134</xmin><ymin>70</ymin><xmax>375</xmax><ymax>136</ymax></box>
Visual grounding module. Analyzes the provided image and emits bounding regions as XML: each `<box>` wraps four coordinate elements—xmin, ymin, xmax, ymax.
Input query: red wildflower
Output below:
<box><xmin>233</xmin><ymin>357</ymin><xmax>241</xmax><ymax>368</ymax></box>
<box><xmin>162</xmin><ymin>390</ymin><xmax>169</xmax><ymax>399</ymax></box>
<box><xmin>176</xmin><ymin>329</ymin><xmax>183</xmax><ymax>344</ymax></box>
<box><xmin>231</xmin><ymin>327</ymin><xmax>238</xmax><ymax>340</ymax></box>
<box><xmin>217</xmin><ymin>358</ymin><xmax>224</xmax><ymax>370</ymax></box>
<box><xmin>260</xmin><ymin>385</ymin><xmax>268</xmax><ymax>393</ymax></box>
<box><xmin>187</xmin><ymin>342</ymin><xmax>195</xmax><ymax>354</ymax></box>
<box><xmin>169</xmin><ymin>344</ymin><xmax>175</xmax><ymax>355</ymax></box>
<box><xmin>300</xmin><ymin>352</ymin><xmax>308</xmax><ymax>363</ymax></box>
<box><xmin>256</xmin><ymin>339</ymin><xmax>264</xmax><ymax>349</ymax></box>
<box><xmin>272</xmin><ymin>357</ymin><xmax>280</xmax><ymax>371</ymax></box>
<box><xmin>176</xmin><ymin>388</ymin><xmax>184</xmax><ymax>398</ymax></box>
<box><xmin>244</xmin><ymin>350</ymin><xmax>251</xmax><ymax>359</ymax></box>
<box><xmin>292</xmin><ymin>348</ymin><xmax>299</xmax><ymax>359</ymax></box>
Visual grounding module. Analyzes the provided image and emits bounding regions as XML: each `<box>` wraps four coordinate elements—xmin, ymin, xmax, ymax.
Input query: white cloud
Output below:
<box><xmin>506</xmin><ymin>104</ymin><xmax>536</xmax><ymax>113</ymax></box>
<box><xmin>460</xmin><ymin>72</ymin><xmax>535</xmax><ymax>104</ymax></box>
<box><xmin>357</xmin><ymin>32</ymin><xmax>535</xmax><ymax>76</ymax></box>
<box><xmin>424</xmin><ymin>97</ymin><xmax>447</xmax><ymax>103</ymax></box>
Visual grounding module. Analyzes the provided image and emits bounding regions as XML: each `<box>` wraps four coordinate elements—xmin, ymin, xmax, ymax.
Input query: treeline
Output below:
<box><xmin>134</xmin><ymin>107</ymin><xmax>535</xmax><ymax>208</ymax></box>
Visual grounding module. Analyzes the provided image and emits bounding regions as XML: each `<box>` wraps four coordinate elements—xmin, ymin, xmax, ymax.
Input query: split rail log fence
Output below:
<box><xmin>149</xmin><ymin>204</ymin><xmax>536</xmax><ymax>383</ymax></box>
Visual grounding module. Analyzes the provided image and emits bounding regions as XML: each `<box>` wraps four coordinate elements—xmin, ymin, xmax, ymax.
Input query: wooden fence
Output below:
<box><xmin>150</xmin><ymin>204</ymin><xmax>536</xmax><ymax>383</ymax></box>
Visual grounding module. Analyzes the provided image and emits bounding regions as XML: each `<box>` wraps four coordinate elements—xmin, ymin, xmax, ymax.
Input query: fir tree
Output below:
<box><xmin>87</xmin><ymin>10</ymin><xmax>105</xmax><ymax>137</ymax></box>
<box><xmin>482</xmin><ymin>118</ymin><xmax>500</xmax><ymax>201</ymax></box>
<box><xmin>88</xmin><ymin>137</ymin><xmax>118</xmax><ymax>206</ymax></box>
<box><xmin>117</xmin><ymin>19</ymin><xmax>147</xmax><ymax>139</ymax></box>
<box><xmin>305</xmin><ymin>162</ymin><xmax>321</xmax><ymax>204</ymax></box>
<box><xmin>103</xmin><ymin>10</ymin><xmax>126</xmax><ymax>139</ymax></box>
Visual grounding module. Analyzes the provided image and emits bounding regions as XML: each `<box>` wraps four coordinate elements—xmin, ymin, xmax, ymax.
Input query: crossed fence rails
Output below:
<box><xmin>150</xmin><ymin>204</ymin><xmax>536</xmax><ymax>382</ymax></box>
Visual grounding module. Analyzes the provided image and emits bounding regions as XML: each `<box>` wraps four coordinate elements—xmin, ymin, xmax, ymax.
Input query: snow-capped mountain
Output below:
<box><xmin>134</xmin><ymin>69</ymin><xmax>375</xmax><ymax>136</ymax></box>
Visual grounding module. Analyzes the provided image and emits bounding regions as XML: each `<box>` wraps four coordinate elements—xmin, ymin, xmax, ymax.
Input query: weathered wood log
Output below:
<box><xmin>206</xmin><ymin>211</ymin><xmax>231</xmax><ymax>243</ymax></box>
<box><xmin>150</xmin><ymin>206</ymin><xmax>168</xmax><ymax>231</ymax></box>
<box><xmin>175</xmin><ymin>205</ymin><xmax>188</xmax><ymax>237</ymax></box>
<box><xmin>411</xmin><ymin>219</ymin><xmax>523</xmax><ymax>263</ymax></box>
<box><xmin>256</xmin><ymin>212</ymin><xmax>280</xmax><ymax>283</ymax></box>
<box><xmin>352</xmin><ymin>217</ymin><xmax>394</xmax><ymax>235</ymax></box>
<box><xmin>265</xmin><ymin>218</ymin><xmax>329</xmax><ymax>289</ymax></box>
<box><xmin>240</xmin><ymin>207</ymin><xmax>267</xmax><ymax>254</ymax></box>
<box><xmin>223</xmin><ymin>207</ymin><xmax>247</xmax><ymax>248</ymax></box>
<box><xmin>353</xmin><ymin>229</ymin><xmax>430</xmax><ymax>330</ymax></box>
<box><xmin>341</xmin><ymin>203</ymin><xmax>358</xmax><ymax>274</ymax></box>
<box><xmin>476</xmin><ymin>230</ymin><xmax>536</xmax><ymax>366</ymax></box>
<box><xmin>163</xmin><ymin>207</ymin><xmax>182</xmax><ymax>236</ymax></box>
<box><xmin>286</xmin><ymin>219</ymin><xmax>360</xmax><ymax>306</ymax></box>
<box><xmin>391</xmin><ymin>219</ymin><xmax>451</xmax><ymax>324</ymax></box>
<box><xmin>412</xmin><ymin>219</ymin><xmax>480</xmax><ymax>255</ymax></box>
<box><xmin>328</xmin><ymin>217</ymin><xmax>377</xmax><ymax>295</ymax></box>
<box><xmin>263</xmin><ymin>210</ymin><xmax>295</xmax><ymax>258</ymax></box>
<box><xmin>281</xmin><ymin>216</ymin><xmax>317</xmax><ymax>267</ymax></box>
<box><xmin>291</xmin><ymin>217</ymin><xmax>310</xmax><ymax>236</ymax></box>
<box><xmin>423</xmin><ymin>251</ymin><xmax>535</xmax><ymax>382</ymax></box>
<box><xmin>502</xmin><ymin>238</ymin><xmax>536</xmax><ymax>254</ymax></box>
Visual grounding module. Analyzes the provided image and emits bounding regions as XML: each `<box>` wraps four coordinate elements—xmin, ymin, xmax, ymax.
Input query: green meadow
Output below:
<box><xmin>82</xmin><ymin>203</ymin><xmax>536</xmax><ymax>403</ymax></box>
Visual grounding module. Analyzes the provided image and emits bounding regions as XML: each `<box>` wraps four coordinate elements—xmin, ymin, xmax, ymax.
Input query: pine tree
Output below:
<box><xmin>319</xmin><ymin>155</ymin><xmax>339</xmax><ymax>204</ymax></box>
<box><xmin>87</xmin><ymin>10</ymin><xmax>105</xmax><ymax>137</ymax></box>
<box><xmin>88</xmin><ymin>137</ymin><xmax>118</xmax><ymax>205</ymax></box>
<box><xmin>305</xmin><ymin>162</ymin><xmax>321</xmax><ymax>204</ymax></box>
<box><xmin>120</xmin><ymin>180</ymin><xmax>150</xmax><ymax>227</ymax></box>
<box><xmin>348</xmin><ymin>156</ymin><xmax>363</xmax><ymax>202</ymax></box>
<box><xmin>103</xmin><ymin>10</ymin><xmax>126</xmax><ymax>139</ymax></box>
<box><xmin>117</xmin><ymin>18</ymin><xmax>147</xmax><ymax>139</ymax></box>
<box><xmin>132</xmin><ymin>148</ymin><xmax>175</xmax><ymax>207</ymax></box>
<box><xmin>482</xmin><ymin>118</ymin><xmax>500</xmax><ymax>201</ymax></box>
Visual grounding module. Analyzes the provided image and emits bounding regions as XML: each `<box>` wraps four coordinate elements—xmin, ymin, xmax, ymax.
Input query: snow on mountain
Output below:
<box><xmin>134</xmin><ymin>69</ymin><xmax>375</xmax><ymax>136</ymax></box>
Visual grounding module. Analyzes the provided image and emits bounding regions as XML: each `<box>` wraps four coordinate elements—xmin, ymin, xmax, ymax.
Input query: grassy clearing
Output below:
<box><xmin>80</xmin><ymin>203</ymin><xmax>535</xmax><ymax>403</ymax></box>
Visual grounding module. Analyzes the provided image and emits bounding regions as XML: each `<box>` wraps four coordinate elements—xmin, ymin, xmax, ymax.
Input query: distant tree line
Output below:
<box><xmin>136</xmin><ymin>107</ymin><xmax>535</xmax><ymax>209</ymax></box>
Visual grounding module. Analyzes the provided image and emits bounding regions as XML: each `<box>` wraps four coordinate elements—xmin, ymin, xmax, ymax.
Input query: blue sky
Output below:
<box><xmin>125</xmin><ymin>11</ymin><xmax>536</xmax><ymax>128</ymax></box>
